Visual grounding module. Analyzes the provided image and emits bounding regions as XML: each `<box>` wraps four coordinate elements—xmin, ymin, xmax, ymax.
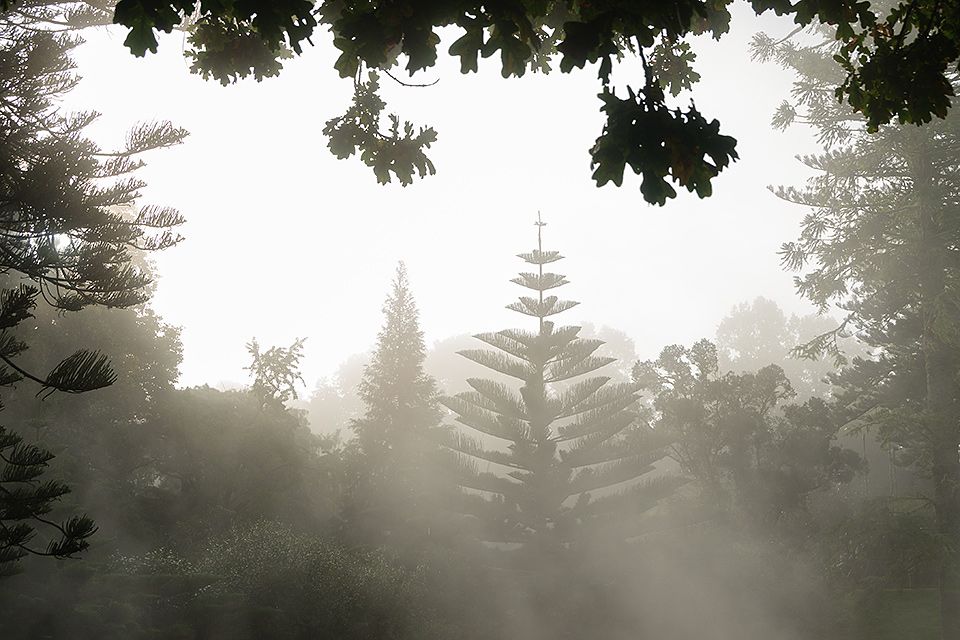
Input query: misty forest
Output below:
<box><xmin>2</xmin><ymin>1</ymin><xmax>960</xmax><ymax>639</ymax></box>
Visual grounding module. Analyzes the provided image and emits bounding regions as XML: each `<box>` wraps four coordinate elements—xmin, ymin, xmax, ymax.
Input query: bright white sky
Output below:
<box><xmin>66</xmin><ymin>6</ymin><xmax>824</xmax><ymax>391</ymax></box>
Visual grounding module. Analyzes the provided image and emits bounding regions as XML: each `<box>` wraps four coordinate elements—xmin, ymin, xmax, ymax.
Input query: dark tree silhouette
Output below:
<box><xmin>103</xmin><ymin>0</ymin><xmax>960</xmax><ymax>202</ymax></box>
<box><xmin>633</xmin><ymin>339</ymin><xmax>860</xmax><ymax>524</ymax></box>
<box><xmin>246</xmin><ymin>337</ymin><xmax>307</xmax><ymax>411</ymax></box>
<box><xmin>0</xmin><ymin>2</ymin><xmax>186</xmax><ymax>574</ymax></box>
<box><xmin>441</xmin><ymin>217</ymin><xmax>679</xmax><ymax>554</ymax></box>
<box><xmin>759</xmin><ymin>24</ymin><xmax>960</xmax><ymax>638</ymax></box>
<box><xmin>0</xmin><ymin>426</ymin><xmax>97</xmax><ymax>575</ymax></box>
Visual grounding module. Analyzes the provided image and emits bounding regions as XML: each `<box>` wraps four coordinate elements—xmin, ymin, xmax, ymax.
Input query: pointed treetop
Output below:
<box><xmin>356</xmin><ymin>259</ymin><xmax>436</xmax><ymax>430</ymax></box>
<box><xmin>384</xmin><ymin>261</ymin><xmax>415</xmax><ymax>315</ymax></box>
<box><xmin>508</xmin><ymin>214</ymin><xmax>578</xmax><ymax>322</ymax></box>
<box><xmin>535</xmin><ymin>211</ymin><xmax>546</xmax><ymax>254</ymax></box>
<box><xmin>518</xmin><ymin>213</ymin><xmax>564</xmax><ymax>265</ymax></box>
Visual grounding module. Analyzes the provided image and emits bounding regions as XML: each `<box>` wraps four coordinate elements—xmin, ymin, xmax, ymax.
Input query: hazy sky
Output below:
<box><xmin>66</xmin><ymin>7</ymin><xmax>824</xmax><ymax>391</ymax></box>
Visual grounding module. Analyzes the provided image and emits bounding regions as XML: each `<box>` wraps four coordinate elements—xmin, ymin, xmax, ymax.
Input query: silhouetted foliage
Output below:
<box><xmin>763</xmin><ymin>23</ymin><xmax>960</xmax><ymax>636</ymax></box>
<box><xmin>0</xmin><ymin>289</ymin><xmax>182</xmax><ymax>551</ymax></box>
<box><xmin>442</xmin><ymin>219</ymin><xmax>680</xmax><ymax>554</ymax></box>
<box><xmin>246</xmin><ymin>337</ymin><xmax>307</xmax><ymax>411</ymax></box>
<box><xmin>141</xmin><ymin>386</ymin><xmax>338</xmax><ymax>538</ymax></box>
<box><xmin>105</xmin><ymin>0</ymin><xmax>960</xmax><ymax>202</ymax></box>
<box><xmin>0</xmin><ymin>520</ymin><xmax>465</xmax><ymax>640</ymax></box>
<box><xmin>323</xmin><ymin>71</ymin><xmax>438</xmax><ymax>186</ymax></box>
<box><xmin>1</xmin><ymin>10</ymin><xmax>185</xmax><ymax>312</ymax></box>
<box><xmin>634</xmin><ymin>339</ymin><xmax>861</xmax><ymax>527</ymax></box>
<box><xmin>0</xmin><ymin>2</ymin><xmax>186</xmax><ymax>573</ymax></box>
<box><xmin>345</xmin><ymin>263</ymin><xmax>446</xmax><ymax>546</ymax></box>
<box><xmin>0</xmin><ymin>426</ymin><xmax>97</xmax><ymax>575</ymax></box>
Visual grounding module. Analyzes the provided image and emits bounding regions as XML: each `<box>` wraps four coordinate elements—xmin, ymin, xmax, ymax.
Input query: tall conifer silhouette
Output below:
<box><xmin>441</xmin><ymin>217</ymin><xmax>678</xmax><ymax>552</ymax></box>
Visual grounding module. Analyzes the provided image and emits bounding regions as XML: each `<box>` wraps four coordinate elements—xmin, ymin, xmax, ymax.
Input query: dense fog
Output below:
<box><xmin>1</xmin><ymin>2</ymin><xmax>957</xmax><ymax>639</ymax></box>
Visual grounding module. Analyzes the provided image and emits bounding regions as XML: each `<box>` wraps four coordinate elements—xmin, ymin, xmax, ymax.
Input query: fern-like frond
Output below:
<box><xmin>516</xmin><ymin>250</ymin><xmax>563</xmax><ymax>265</ymax></box>
<box><xmin>568</xmin><ymin>456</ymin><xmax>661</xmax><ymax>495</ymax></box>
<box><xmin>511</xmin><ymin>272</ymin><xmax>568</xmax><ymax>291</ymax></box>
<box><xmin>43</xmin><ymin>350</ymin><xmax>116</xmax><ymax>394</ymax></box>
<box><xmin>547</xmin><ymin>355</ymin><xmax>616</xmax><ymax>383</ymax></box>
<box><xmin>466</xmin><ymin>378</ymin><xmax>527</xmax><ymax>420</ymax></box>
<box><xmin>440</xmin><ymin>395</ymin><xmax>525</xmax><ymax>442</ymax></box>
<box><xmin>474</xmin><ymin>331</ymin><xmax>530</xmax><ymax>360</ymax></box>
<box><xmin>459</xmin><ymin>349</ymin><xmax>533</xmax><ymax>381</ymax></box>
<box><xmin>558</xmin><ymin>381</ymin><xmax>636</xmax><ymax>418</ymax></box>
<box><xmin>440</xmin><ymin>431</ymin><xmax>525</xmax><ymax>470</ymax></box>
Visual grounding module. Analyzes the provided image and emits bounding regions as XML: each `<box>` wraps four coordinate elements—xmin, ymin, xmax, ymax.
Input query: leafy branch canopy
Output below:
<box><xmin>95</xmin><ymin>0</ymin><xmax>960</xmax><ymax>204</ymax></box>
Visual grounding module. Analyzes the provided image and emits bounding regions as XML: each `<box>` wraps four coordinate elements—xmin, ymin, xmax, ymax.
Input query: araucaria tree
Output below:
<box><xmin>0</xmin><ymin>2</ymin><xmax>186</xmax><ymax>574</ymax></box>
<box><xmin>348</xmin><ymin>263</ymin><xmax>443</xmax><ymax>544</ymax></box>
<box><xmin>0</xmin><ymin>424</ymin><xmax>96</xmax><ymax>576</ymax></box>
<box><xmin>441</xmin><ymin>219</ymin><xmax>677</xmax><ymax>553</ymax></box>
<box><xmin>756</xmin><ymin>25</ymin><xmax>960</xmax><ymax>638</ymax></box>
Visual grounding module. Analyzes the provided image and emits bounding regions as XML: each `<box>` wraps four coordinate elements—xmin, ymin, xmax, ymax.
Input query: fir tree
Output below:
<box><xmin>347</xmin><ymin>263</ymin><xmax>443</xmax><ymax>543</ymax></box>
<box><xmin>441</xmin><ymin>217</ymin><xmax>679</xmax><ymax>553</ymax></box>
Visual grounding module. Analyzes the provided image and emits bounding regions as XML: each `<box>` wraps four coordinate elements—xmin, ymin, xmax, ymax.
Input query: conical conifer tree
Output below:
<box><xmin>347</xmin><ymin>263</ymin><xmax>443</xmax><ymax>544</ymax></box>
<box><xmin>441</xmin><ymin>218</ymin><xmax>679</xmax><ymax>552</ymax></box>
